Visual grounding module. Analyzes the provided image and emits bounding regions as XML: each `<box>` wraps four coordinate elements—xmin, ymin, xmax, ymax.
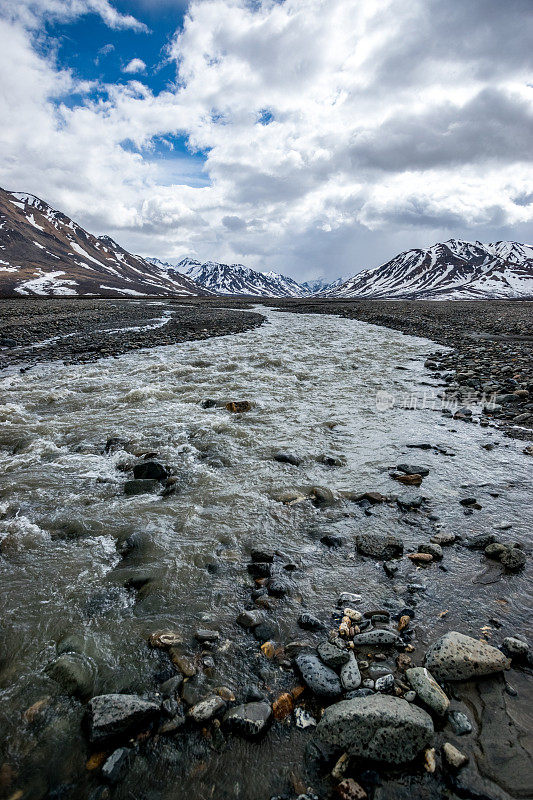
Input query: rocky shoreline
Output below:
<box><xmin>0</xmin><ymin>298</ymin><xmax>264</xmax><ymax>369</ymax></box>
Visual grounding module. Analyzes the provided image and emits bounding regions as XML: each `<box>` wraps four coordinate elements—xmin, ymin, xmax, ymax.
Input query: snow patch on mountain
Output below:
<box><xmin>323</xmin><ymin>239</ymin><xmax>533</xmax><ymax>300</ymax></box>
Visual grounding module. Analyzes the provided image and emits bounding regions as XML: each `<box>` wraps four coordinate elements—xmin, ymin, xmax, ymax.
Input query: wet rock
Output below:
<box><xmin>195</xmin><ymin>629</ymin><xmax>220</xmax><ymax>642</ymax></box>
<box><xmin>253</xmin><ymin>621</ymin><xmax>277</xmax><ymax>642</ymax></box>
<box><xmin>466</xmin><ymin>532</ymin><xmax>496</xmax><ymax>549</ymax></box>
<box><xmin>430</xmin><ymin>532</ymin><xmax>456</xmax><ymax>545</ymax></box>
<box><xmin>442</xmin><ymin>742</ymin><xmax>469</xmax><ymax>770</ymax></box>
<box><xmin>268</xmin><ymin>575</ymin><xmax>291</xmax><ymax>597</ymax></box>
<box><xmin>104</xmin><ymin>436</ymin><xmax>128</xmax><ymax>454</ymax></box>
<box><xmin>501</xmin><ymin>546</ymin><xmax>526</xmax><ymax>572</ymax></box>
<box><xmin>383</xmin><ymin>561</ymin><xmax>399</xmax><ymax>577</ymax></box>
<box><xmin>337</xmin><ymin>592</ymin><xmax>362</xmax><ymax>606</ymax></box>
<box><xmin>318</xmin><ymin>454</ymin><xmax>345</xmax><ymax>467</ymax></box>
<box><xmin>226</xmin><ymin>401</ymin><xmax>252</xmax><ymax>413</ymax></box>
<box><xmin>340</xmin><ymin>654</ymin><xmax>361</xmax><ymax>690</ymax></box>
<box><xmin>316</xmin><ymin>695</ymin><xmax>434</xmax><ymax>764</ymax></box>
<box><xmin>356</xmin><ymin>534</ymin><xmax>403</xmax><ymax>560</ymax></box>
<box><xmin>159</xmin><ymin>714</ymin><xmax>186</xmax><ymax>735</ymax></box>
<box><xmin>237</xmin><ymin>610</ymin><xmax>264</xmax><ymax>629</ymax></box>
<box><xmin>295</xmin><ymin>653</ymin><xmax>343</xmax><ymax>698</ymax></box>
<box><xmin>318</xmin><ymin>641</ymin><xmax>350</xmax><ymax>668</ymax></box>
<box><xmin>273</xmin><ymin>451</ymin><xmax>302</xmax><ymax>466</ymax></box>
<box><xmin>375</xmin><ymin>674</ymin><xmax>395</xmax><ymax>693</ymax></box>
<box><xmin>424</xmin><ymin>632</ymin><xmax>511</xmax><ymax>680</ymax></box>
<box><xmin>223</xmin><ymin>701</ymin><xmax>271</xmax><ymax>737</ymax></box>
<box><xmin>149</xmin><ymin>630</ymin><xmax>182</xmax><ymax>649</ymax></box>
<box><xmin>161</xmin><ymin>698</ymin><xmax>179</xmax><ymax>717</ymax></box>
<box><xmin>352</xmin><ymin>631</ymin><xmax>401</xmax><ymax>647</ymax></box>
<box><xmin>309</xmin><ymin>486</ymin><xmax>336</xmax><ymax>507</ymax></box>
<box><xmin>170</xmin><ymin>651</ymin><xmax>196</xmax><ymax>676</ymax></box>
<box><xmin>335</xmin><ymin>778</ymin><xmax>368</xmax><ymax>799</ymax></box>
<box><xmin>460</xmin><ymin>498</ymin><xmax>481</xmax><ymax>509</ymax></box>
<box><xmin>321</xmin><ymin>534</ymin><xmax>345</xmax><ymax>548</ymax></box>
<box><xmin>396</xmin><ymin>464</ymin><xmax>430</xmax><ymax>477</ymax></box>
<box><xmin>392</xmin><ymin>473</ymin><xmax>423</xmax><ymax>486</ymax></box>
<box><xmin>484</xmin><ymin>542</ymin><xmax>508</xmax><ymax>560</ymax></box>
<box><xmin>346</xmin><ymin>688</ymin><xmax>374</xmax><ymax>699</ymax></box>
<box><xmin>87</xmin><ymin>694</ymin><xmax>160</xmax><ymax>743</ymax></box>
<box><xmin>101</xmin><ymin>748</ymin><xmax>130</xmax><ymax>783</ymax></box>
<box><xmin>133</xmin><ymin>461</ymin><xmax>168</xmax><ymax>481</ymax></box>
<box><xmin>502</xmin><ymin>636</ymin><xmax>529</xmax><ymax>656</ymax></box>
<box><xmin>124</xmin><ymin>479</ymin><xmax>158</xmax><ymax>496</ymax></box>
<box><xmin>46</xmin><ymin>652</ymin><xmax>97</xmax><ymax>698</ymax></box>
<box><xmin>418</xmin><ymin>543</ymin><xmax>443</xmax><ymax>560</ymax></box>
<box><xmin>250</xmin><ymin>548</ymin><xmax>274</xmax><ymax>563</ymax></box>
<box><xmin>189</xmin><ymin>695</ymin><xmax>226</xmax><ymax>722</ymax></box>
<box><xmin>406</xmin><ymin>667</ymin><xmax>449</xmax><ymax>716</ymax></box>
<box><xmin>272</xmin><ymin>692</ymin><xmax>294</xmax><ymax>720</ymax></box>
<box><xmin>298</xmin><ymin>613</ymin><xmax>323</xmax><ymax>631</ymax></box>
<box><xmin>448</xmin><ymin>710</ymin><xmax>472</xmax><ymax>735</ymax></box>
<box><xmin>247</xmin><ymin>561</ymin><xmax>272</xmax><ymax>578</ymax></box>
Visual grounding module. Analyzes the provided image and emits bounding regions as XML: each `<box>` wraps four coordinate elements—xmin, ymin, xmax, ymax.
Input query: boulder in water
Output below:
<box><xmin>424</xmin><ymin>632</ymin><xmax>511</xmax><ymax>680</ymax></box>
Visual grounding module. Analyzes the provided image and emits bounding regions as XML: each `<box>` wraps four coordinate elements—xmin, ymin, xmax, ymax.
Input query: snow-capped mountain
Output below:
<box><xmin>0</xmin><ymin>188</ymin><xmax>207</xmax><ymax>297</ymax></box>
<box><xmin>173</xmin><ymin>258</ymin><xmax>309</xmax><ymax>297</ymax></box>
<box><xmin>322</xmin><ymin>239</ymin><xmax>533</xmax><ymax>300</ymax></box>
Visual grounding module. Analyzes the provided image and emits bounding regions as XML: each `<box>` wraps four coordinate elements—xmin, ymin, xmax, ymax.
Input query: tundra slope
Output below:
<box><xmin>0</xmin><ymin>188</ymin><xmax>206</xmax><ymax>298</ymax></box>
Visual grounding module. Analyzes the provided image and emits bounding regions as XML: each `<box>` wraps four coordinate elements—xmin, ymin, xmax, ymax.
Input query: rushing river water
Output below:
<box><xmin>0</xmin><ymin>306</ymin><xmax>531</xmax><ymax>800</ymax></box>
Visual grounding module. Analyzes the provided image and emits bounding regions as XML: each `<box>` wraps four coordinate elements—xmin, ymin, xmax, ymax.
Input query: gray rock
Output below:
<box><xmin>501</xmin><ymin>547</ymin><xmax>526</xmax><ymax>572</ymax></box>
<box><xmin>353</xmin><ymin>630</ymin><xmax>401</xmax><ymax>647</ymax></box>
<box><xmin>189</xmin><ymin>695</ymin><xmax>226</xmax><ymax>722</ymax></box>
<box><xmin>101</xmin><ymin>748</ymin><xmax>130</xmax><ymax>783</ymax></box>
<box><xmin>340</xmin><ymin>654</ymin><xmax>361</xmax><ymax>690</ymax></box>
<box><xmin>317</xmin><ymin>641</ymin><xmax>350</xmax><ymax>668</ymax></box>
<box><xmin>159</xmin><ymin>674</ymin><xmax>183</xmax><ymax>697</ymax></box>
<box><xmin>195</xmin><ymin>629</ymin><xmax>220</xmax><ymax>642</ymax></box>
<box><xmin>46</xmin><ymin>652</ymin><xmax>97</xmax><ymax>698</ymax></box>
<box><xmin>375</xmin><ymin>674</ymin><xmax>395</xmax><ymax>693</ymax></box>
<box><xmin>356</xmin><ymin>533</ymin><xmax>403</xmax><ymax>560</ymax></box>
<box><xmin>237</xmin><ymin>610</ymin><xmax>264</xmax><ymax>629</ymax></box>
<box><xmin>406</xmin><ymin>667</ymin><xmax>449</xmax><ymax>716</ymax></box>
<box><xmin>418</xmin><ymin>543</ymin><xmax>443</xmax><ymax>561</ymax></box>
<box><xmin>502</xmin><ymin>636</ymin><xmax>529</xmax><ymax>656</ymax></box>
<box><xmin>295</xmin><ymin>653</ymin><xmax>343</xmax><ymax>698</ymax></box>
<box><xmin>337</xmin><ymin>592</ymin><xmax>362</xmax><ymax>606</ymax></box>
<box><xmin>133</xmin><ymin>461</ymin><xmax>168</xmax><ymax>481</ymax></box>
<box><xmin>396</xmin><ymin>464</ymin><xmax>430</xmax><ymax>476</ymax></box>
<box><xmin>424</xmin><ymin>632</ymin><xmax>511</xmax><ymax>681</ymax></box>
<box><xmin>442</xmin><ymin>742</ymin><xmax>469</xmax><ymax>770</ymax></box>
<box><xmin>124</xmin><ymin>479</ymin><xmax>158</xmax><ymax>496</ymax></box>
<box><xmin>273</xmin><ymin>451</ymin><xmax>302</xmax><ymax>466</ymax></box>
<box><xmin>346</xmin><ymin>688</ymin><xmax>374</xmax><ymax>699</ymax></box>
<box><xmin>316</xmin><ymin>695</ymin><xmax>434</xmax><ymax>764</ymax></box>
<box><xmin>87</xmin><ymin>694</ymin><xmax>160</xmax><ymax>743</ymax></box>
<box><xmin>298</xmin><ymin>612</ymin><xmax>323</xmax><ymax>631</ymax></box>
<box><xmin>430</xmin><ymin>532</ymin><xmax>457</xmax><ymax>545</ymax></box>
<box><xmin>404</xmin><ymin>690</ymin><xmax>416</xmax><ymax>702</ymax></box>
<box><xmin>448</xmin><ymin>710</ymin><xmax>472</xmax><ymax>735</ymax></box>
<box><xmin>223</xmin><ymin>701</ymin><xmax>271</xmax><ymax>738</ymax></box>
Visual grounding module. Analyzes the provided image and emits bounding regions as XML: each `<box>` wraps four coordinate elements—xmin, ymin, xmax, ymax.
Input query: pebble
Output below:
<box><xmin>356</xmin><ymin>534</ymin><xmax>404</xmax><ymax>559</ymax></box>
<box><xmin>352</xmin><ymin>630</ymin><xmax>401</xmax><ymax>647</ymax></box>
<box><xmin>404</xmin><ymin>691</ymin><xmax>416</xmax><ymax>702</ymax></box>
<box><xmin>272</xmin><ymin>692</ymin><xmax>294</xmax><ymax>720</ymax></box>
<box><xmin>424</xmin><ymin>747</ymin><xmax>436</xmax><ymax>773</ymax></box>
<box><xmin>406</xmin><ymin>667</ymin><xmax>450</xmax><ymax>716</ymax></box>
<box><xmin>237</xmin><ymin>610</ymin><xmax>264</xmax><ymax>628</ymax></box>
<box><xmin>442</xmin><ymin>742</ymin><xmax>469</xmax><ymax>770</ymax></box>
<box><xmin>396</xmin><ymin>464</ymin><xmax>430</xmax><ymax>476</ymax></box>
<box><xmin>335</xmin><ymin>778</ymin><xmax>368</xmax><ymax>799</ymax></box>
<box><xmin>298</xmin><ymin>612</ymin><xmax>323</xmax><ymax>631</ymax></box>
<box><xmin>448</xmin><ymin>710</ymin><xmax>473</xmax><ymax>735</ymax></box>
<box><xmin>195</xmin><ymin>629</ymin><xmax>220</xmax><ymax>642</ymax></box>
<box><xmin>223</xmin><ymin>701</ymin><xmax>271</xmax><ymax>738</ymax></box>
<box><xmin>418</xmin><ymin>543</ymin><xmax>443</xmax><ymax>560</ymax></box>
<box><xmin>502</xmin><ymin>636</ymin><xmax>529</xmax><ymax>656</ymax></box>
<box><xmin>375</xmin><ymin>674</ymin><xmax>395</xmax><ymax>693</ymax></box>
<box><xmin>295</xmin><ymin>653</ymin><xmax>343</xmax><ymax>698</ymax></box>
<box><xmin>340</xmin><ymin>654</ymin><xmax>362</xmax><ymax>690</ymax></box>
<box><xmin>101</xmin><ymin>748</ymin><xmax>130</xmax><ymax>784</ymax></box>
<box><xmin>189</xmin><ymin>695</ymin><xmax>226</xmax><ymax>722</ymax></box>
<box><xmin>273</xmin><ymin>452</ymin><xmax>302</xmax><ymax>466</ymax></box>
<box><xmin>318</xmin><ymin>641</ymin><xmax>350</xmax><ymax>668</ymax></box>
<box><xmin>295</xmin><ymin>708</ymin><xmax>317</xmax><ymax>729</ymax></box>
<box><xmin>337</xmin><ymin>593</ymin><xmax>362</xmax><ymax>607</ymax></box>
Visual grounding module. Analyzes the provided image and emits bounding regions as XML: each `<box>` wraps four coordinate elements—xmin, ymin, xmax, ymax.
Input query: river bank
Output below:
<box><xmin>0</xmin><ymin>304</ymin><xmax>531</xmax><ymax>800</ymax></box>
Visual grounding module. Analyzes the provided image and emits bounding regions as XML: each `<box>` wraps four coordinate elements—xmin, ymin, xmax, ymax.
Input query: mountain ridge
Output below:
<box><xmin>320</xmin><ymin>238</ymin><xmax>533</xmax><ymax>300</ymax></box>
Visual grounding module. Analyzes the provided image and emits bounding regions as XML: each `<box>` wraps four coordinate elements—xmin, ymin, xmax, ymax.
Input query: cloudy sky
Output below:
<box><xmin>1</xmin><ymin>0</ymin><xmax>532</xmax><ymax>281</ymax></box>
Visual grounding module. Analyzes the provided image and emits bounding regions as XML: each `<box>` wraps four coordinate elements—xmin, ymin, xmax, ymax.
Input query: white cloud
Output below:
<box><xmin>0</xmin><ymin>0</ymin><xmax>531</xmax><ymax>280</ymax></box>
<box><xmin>122</xmin><ymin>57</ymin><xmax>146</xmax><ymax>74</ymax></box>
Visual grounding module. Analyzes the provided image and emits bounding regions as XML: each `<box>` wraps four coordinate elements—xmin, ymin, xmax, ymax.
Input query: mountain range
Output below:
<box><xmin>0</xmin><ymin>188</ymin><xmax>204</xmax><ymax>298</ymax></box>
<box><xmin>322</xmin><ymin>239</ymin><xmax>533</xmax><ymax>300</ymax></box>
<box><xmin>1</xmin><ymin>187</ymin><xmax>531</xmax><ymax>300</ymax></box>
